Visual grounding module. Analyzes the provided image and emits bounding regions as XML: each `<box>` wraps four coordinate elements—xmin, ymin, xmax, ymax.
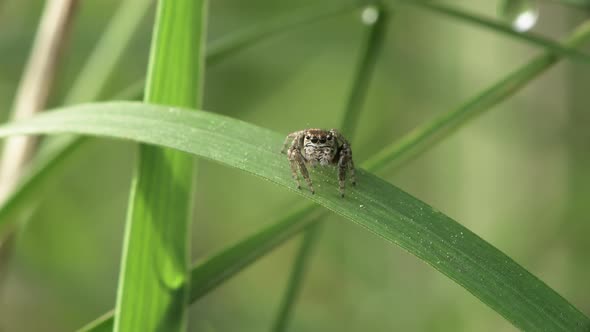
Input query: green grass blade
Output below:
<box><xmin>65</xmin><ymin>0</ymin><xmax>153</xmax><ymax>104</ymax></box>
<box><xmin>113</xmin><ymin>0</ymin><xmax>206</xmax><ymax>330</ymax></box>
<box><xmin>272</xmin><ymin>221</ymin><xmax>322</xmax><ymax>332</ymax></box>
<box><xmin>0</xmin><ymin>102</ymin><xmax>588</xmax><ymax>331</ymax></box>
<box><xmin>340</xmin><ymin>4</ymin><xmax>389</xmax><ymax>139</ymax></box>
<box><xmin>0</xmin><ymin>0</ymin><xmax>364</xmax><ymax>234</ymax></box>
<box><xmin>363</xmin><ymin>19</ymin><xmax>590</xmax><ymax>173</ymax></box>
<box><xmin>188</xmin><ymin>207</ymin><xmax>322</xmax><ymax>301</ymax></box>
<box><xmin>206</xmin><ymin>0</ymin><xmax>361</xmax><ymax>64</ymax></box>
<box><xmin>396</xmin><ymin>0</ymin><xmax>590</xmax><ymax>64</ymax></box>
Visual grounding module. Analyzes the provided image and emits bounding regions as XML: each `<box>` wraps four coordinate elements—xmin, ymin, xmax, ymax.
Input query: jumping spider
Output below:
<box><xmin>281</xmin><ymin>128</ymin><xmax>356</xmax><ymax>197</ymax></box>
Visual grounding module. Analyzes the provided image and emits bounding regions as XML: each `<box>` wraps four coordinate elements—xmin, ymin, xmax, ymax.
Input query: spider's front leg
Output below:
<box><xmin>337</xmin><ymin>143</ymin><xmax>355</xmax><ymax>197</ymax></box>
<box><xmin>348</xmin><ymin>149</ymin><xmax>356</xmax><ymax>186</ymax></box>
<box><xmin>288</xmin><ymin>145</ymin><xmax>315</xmax><ymax>194</ymax></box>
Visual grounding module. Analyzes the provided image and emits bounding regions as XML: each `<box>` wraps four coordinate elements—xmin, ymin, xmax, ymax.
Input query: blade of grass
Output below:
<box><xmin>395</xmin><ymin>0</ymin><xmax>590</xmax><ymax>64</ymax></box>
<box><xmin>340</xmin><ymin>5</ymin><xmax>388</xmax><ymax>139</ymax></box>
<box><xmin>0</xmin><ymin>0</ymin><xmax>365</xmax><ymax>235</ymax></box>
<box><xmin>113</xmin><ymin>0</ymin><xmax>206</xmax><ymax>331</ymax></box>
<box><xmin>65</xmin><ymin>0</ymin><xmax>153</xmax><ymax>104</ymax></box>
<box><xmin>364</xmin><ymin>19</ymin><xmax>590</xmax><ymax>173</ymax></box>
<box><xmin>272</xmin><ymin>221</ymin><xmax>322</xmax><ymax>332</ymax></box>
<box><xmin>0</xmin><ymin>101</ymin><xmax>588</xmax><ymax>331</ymax></box>
<box><xmin>272</xmin><ymin>4</ymin><xmax>389</xmax><ymax>331</ymax></box>
<box><xmin>206</xmin><ymin>0</ymin><xmax>361</xmax><ymax>64</ymax></box>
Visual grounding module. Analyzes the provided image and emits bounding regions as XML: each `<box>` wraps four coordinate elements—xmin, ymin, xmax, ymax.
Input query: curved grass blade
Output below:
<box><xmin>113</xmin><ymin>0</ymin><xmax>206</xmax><ymax>330</ymax></box>
<box><xmin>396</xmin><ymin>0</ymin><xmax>590</xmax><ymax>64</ymax></box>
<box><xmin>0</xmin><ymin>101</ymin><xmax>588</xmax><ymax>331</ymax></box>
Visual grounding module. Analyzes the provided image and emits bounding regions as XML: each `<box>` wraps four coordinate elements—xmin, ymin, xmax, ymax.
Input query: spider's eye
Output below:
<box><xmin>327</xmin><ymin>135</ymin><xmax>332</xmax><ymax>140</ymax></box>
<box><xmin>311</xmin><ymin>137</ymin><xmax>318</xmax><ymax>143</ymax></box>
<box><xmin>306</xmin><ymin>136</ymin><xmax>310</xmax><ymax>139</ymax></box>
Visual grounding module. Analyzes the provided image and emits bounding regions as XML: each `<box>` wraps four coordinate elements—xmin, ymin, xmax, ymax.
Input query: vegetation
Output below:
<box><xmin>0</xmin><ymin>0</ymin><xmax>588</xmax><ymax>331</ymax></box>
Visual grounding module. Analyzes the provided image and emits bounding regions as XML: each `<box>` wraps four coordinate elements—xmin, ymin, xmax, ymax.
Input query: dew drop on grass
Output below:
<box><xmin>498</xmin><ymin>0</ymin><xmax>539</xmax><ymax>32</ymax></box>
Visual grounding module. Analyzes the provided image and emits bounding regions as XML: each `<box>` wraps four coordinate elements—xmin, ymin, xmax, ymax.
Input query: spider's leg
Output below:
<box><xmin>337</xmin><ymin>145</ymin><xmax>352</xmax><ymax>198</ymax></box>
<box><xmin>296</xmin><ymin>152</ymin><xmax>314</xmax><ymax>194</ymax></box>
<box><xmin>346</xmin><ymin>147</ymin><xmax>356</xmax><ymax>186</ymax></box>
<box><xmin>287</xmin><ymin>146</ymin><xmax>302</xmax><ymax>190</ymax></box>
<box><xmin>289</xmin><ymin>147</ymin><xmax>314</xmax><ymax>194</ymax></box>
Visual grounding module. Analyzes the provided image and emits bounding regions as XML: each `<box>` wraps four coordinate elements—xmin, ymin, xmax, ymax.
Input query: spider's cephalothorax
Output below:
<box><xmin>281</xmin><ymin>128</ymin><xmax>356</xmax><ymax>197</ymax></box>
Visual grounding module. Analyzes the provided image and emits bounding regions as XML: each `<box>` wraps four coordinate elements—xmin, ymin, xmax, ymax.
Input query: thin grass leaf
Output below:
<box><xmin>363</xmin><ymin>19</ymin><xmax>590</xmax><ymax>173</ymax></box>
<box><xmin>395</xmin><ymin>0</ymin><xmax>590</xmax><ymax>64</ymax></box>
<box><xmin>65</xmin><ymin>0</ymin><xmax>153</xmax><ymax>104</ymax></box>
<box><xmin>0</xmin><ymin>102</ymin><xmax>588</xmax><ymax>331</ymax></box>
<box><xmin>206</xmin><ymin>0</ymin><xmax>361</xmax><ymax>64</ymax></box>
<box><xmin>113</xmin><ymin>0</ymin><xmax>206</xmax><ymax>330</ymax></box>
<box><xmin>340</xmin><ymin>4</ymin><xmax>389</xmax><ymax>139</ymax></box>
<box><xmin>272</xmin><ymin>221</ymin><xmax>322</xmax><ymax>332</ymax></box>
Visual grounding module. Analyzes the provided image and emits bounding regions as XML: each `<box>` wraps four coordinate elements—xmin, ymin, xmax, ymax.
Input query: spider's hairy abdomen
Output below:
<box><xmin>281</xmin><ymin>128</ymin><xmax>356</xmax><ymax>197</ymax></box>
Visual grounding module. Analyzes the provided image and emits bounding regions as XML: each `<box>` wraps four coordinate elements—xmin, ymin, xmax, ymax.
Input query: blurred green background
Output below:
<box><xmin>1</xmin><ymin>0</ymin><xmax>589</xmax><ymax>331</ymax></box>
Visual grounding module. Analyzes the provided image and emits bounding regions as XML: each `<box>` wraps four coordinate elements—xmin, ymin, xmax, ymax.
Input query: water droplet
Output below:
<box><xmin>498</xmin><ymin>0</ymin><xmax>539</xmax><ymax>32</ymax></box>
<box><xmin>359</xmin><ymin>204</ymin><xmax>364</xmax><ymax>208</ymax></box>
<box><xmin>361</xmin><ymin>5</ymin><xmax>379</xmax><ymax>25</ymax></box>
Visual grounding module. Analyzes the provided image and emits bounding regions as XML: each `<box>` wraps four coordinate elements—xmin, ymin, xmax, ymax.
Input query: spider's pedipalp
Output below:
<box><xmin>281</xmin><ymin>130</ymin><xmax>303</xmax><ymax>154</ymax></box>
